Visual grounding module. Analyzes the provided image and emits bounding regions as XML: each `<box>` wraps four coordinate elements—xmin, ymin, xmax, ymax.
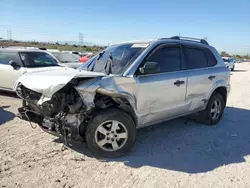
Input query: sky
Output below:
<box><xmin>0</xmin><ymin>0</ymin><xmax>249</xmax><ymax>55</ymax></box>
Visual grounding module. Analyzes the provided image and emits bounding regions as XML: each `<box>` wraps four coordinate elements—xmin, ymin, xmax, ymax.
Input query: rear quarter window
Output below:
<box><xmin>204</xmin><ymin>49</ymin><xmax>217</xmax><ymax>67</ymax></box>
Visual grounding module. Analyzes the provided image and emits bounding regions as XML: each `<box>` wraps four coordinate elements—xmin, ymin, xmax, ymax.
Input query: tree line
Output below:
<box><xmin>220</xmin><ymin>51</ymin><xmax>249</xmax><ymax>59</ymax></box>
<box><xmin>1</xmin><ymin>40</ymin><xmax>249</xmax><ymax>59</ymax></box>
<box><xmin>0</xmin><ymin>40</ymin><xmax>106</xmax><ymax>52</ymax></box>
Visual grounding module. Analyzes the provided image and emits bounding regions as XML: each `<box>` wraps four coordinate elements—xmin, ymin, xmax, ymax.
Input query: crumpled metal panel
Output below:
<box><xmin>14</xmin><ymin>68</ymin><xmax>106</xmax><ymax>98</ymax></box>
<box><xmin>15</xmin><ymin>68</ymin><xmax>152</xmax><ymax>128</ymax></box>
<box><xmin>74</xmin><ymin>76</ymin><xmax>141</xmax><ymax>124</ymax></box>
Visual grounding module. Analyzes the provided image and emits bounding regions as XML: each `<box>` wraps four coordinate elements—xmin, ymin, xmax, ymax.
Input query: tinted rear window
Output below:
<box><xmin>183</xmin><ymin>47</ymin><xmax>207</xmax><ymax>69</ymax></box>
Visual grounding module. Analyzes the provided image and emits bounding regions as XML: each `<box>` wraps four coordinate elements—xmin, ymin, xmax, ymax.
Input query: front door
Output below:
<box><xmin>135</xmin><ymin>45</ymin><xmax>188</xmax><ymax>127</ymax></box>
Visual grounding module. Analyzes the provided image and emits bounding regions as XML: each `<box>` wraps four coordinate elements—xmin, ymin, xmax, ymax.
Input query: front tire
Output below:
<box><xmin>85</xmin><ymin>108</ymin><xmax>136</xmax><ymax>158</ymax></box>
<box><xmin>197</xmin><ymin>93</ymin><xmax>225</xmax><ymax>125</ymax></box>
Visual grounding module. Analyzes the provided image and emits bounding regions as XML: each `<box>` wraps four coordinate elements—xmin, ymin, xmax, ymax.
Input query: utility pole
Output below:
<box><xmin>7</xmin><ymin>30</ymin><xmax>12</xmax><ymax>41</ymax></box>
<box><xmin>78</xmin><ymin>32</ymin><xmax>83</xmax><ymax>46</ymax></box>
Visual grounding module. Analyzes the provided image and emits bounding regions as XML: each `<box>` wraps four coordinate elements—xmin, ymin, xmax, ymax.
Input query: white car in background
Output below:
<box><xmin>0</xmin><ymin>48</ymin><xmax>70</xmax><ymax>92</ymax></box>
<box><xmin>47</xmin><ymin>51</ymin><xmax>82</xmax><ymax>69</ymax></box>
<box><xmin>222</xmin><ymin>57</ymin><xmax>235</xmax><ymax>71</ymax></box>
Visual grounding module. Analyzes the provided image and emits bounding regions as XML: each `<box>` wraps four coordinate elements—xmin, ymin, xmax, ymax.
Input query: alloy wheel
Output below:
<box><xmin>95</xmin><ymin>120</ymin><xmax>128</xmax><ymax>151</ymax></box>
<box><xmin>210</xmin><ymin>99</ymin><xmax>222</xmax><ymax>120</ymax></box>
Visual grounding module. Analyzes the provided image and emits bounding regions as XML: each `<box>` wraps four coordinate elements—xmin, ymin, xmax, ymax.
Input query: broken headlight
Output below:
<box><xmin>16</xmin><ymin>83</ymin><xmax>42</xmax><ymax>101</ymax></box>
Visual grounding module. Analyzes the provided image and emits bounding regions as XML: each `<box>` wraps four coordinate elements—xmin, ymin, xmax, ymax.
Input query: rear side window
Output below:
<box><xmin>0</xmin><ymin>52</ymin><xmax>21</xmax><ymax>65</ymax></box>
<box><xmin>183</xmin><ymin>47</ymin><xmax>207</xmax><ymax>69</ymax></box>
<box><xmin>204</xmin><ymin>49</ymin><xmax>217</xmax><ymax>66</ymax></box>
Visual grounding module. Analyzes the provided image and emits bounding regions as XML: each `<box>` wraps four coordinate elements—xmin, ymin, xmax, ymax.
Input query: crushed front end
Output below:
<box><xmin>16</xmin><ymin>83</ymin><xmax>90</xmax><ymax>142</ymax></box>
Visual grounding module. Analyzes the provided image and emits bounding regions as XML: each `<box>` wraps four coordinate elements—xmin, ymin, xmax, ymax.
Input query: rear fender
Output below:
<box><xmin>205</xmin><ymin>79</ymin><xmax>229</xmax><ymax>107</ymax></box>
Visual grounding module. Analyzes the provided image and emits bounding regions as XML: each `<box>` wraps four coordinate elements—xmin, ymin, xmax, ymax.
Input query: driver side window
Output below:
<box><xmin>146</xmin><ymin>46</ymin><xmax>181</xmax><ymax>74</ymax></box>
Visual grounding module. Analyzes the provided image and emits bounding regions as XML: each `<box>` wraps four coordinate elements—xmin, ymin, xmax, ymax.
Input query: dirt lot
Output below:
<box><xmin>1</xmin><ymin>63</ymin><xmax>250</xmax><ymax>188</ymax></box>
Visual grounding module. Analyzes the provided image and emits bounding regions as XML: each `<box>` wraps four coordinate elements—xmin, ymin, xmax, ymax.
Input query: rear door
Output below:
<box><xmin>182</xmin><ymin>46</ymin><xmax>219</xmax><ymax>111</ymax></box>
<box><xmin>0</xmin><ymin>52</ymin><xmax>25</xmax><ymax>90</ymax></box>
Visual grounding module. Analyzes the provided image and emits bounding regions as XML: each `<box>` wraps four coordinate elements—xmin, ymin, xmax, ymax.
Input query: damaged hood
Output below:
<box><xmin>14</xmin><ymin>68</ymin><xmax>106</xmax><ymax>98</ymax></box>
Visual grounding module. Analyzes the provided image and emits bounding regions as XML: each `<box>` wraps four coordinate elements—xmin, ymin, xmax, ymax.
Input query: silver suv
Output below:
<box><xmin>15</xmin><ymin>36</ymin><xmax>230</xmax><ymax>157</ymax></box>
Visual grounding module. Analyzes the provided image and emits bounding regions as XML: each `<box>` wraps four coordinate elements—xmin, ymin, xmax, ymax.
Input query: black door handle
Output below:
<box><xmin>174</xmin><ymin>80</ymin><xmax>185</xmax><ymax>86</ymax></box>
<box><xmin>208</xmin><ymin>75</ymin><xmax>216</xmax><ymax>80</ymax></box>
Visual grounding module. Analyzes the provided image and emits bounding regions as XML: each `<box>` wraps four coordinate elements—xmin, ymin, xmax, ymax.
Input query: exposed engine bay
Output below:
<box><xmin>17</xmin><ymin>82</ymin><xmax>84</xmax><ymax>140</ymax></box>
<box><xmin>16</xmin><ymin>76</ymin><xmax>136</xmax><ymax>143</ymax></box>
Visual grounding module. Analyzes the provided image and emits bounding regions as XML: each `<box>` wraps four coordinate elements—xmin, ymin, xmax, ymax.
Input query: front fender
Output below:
<box><xmin>74</xmin><ymin>76</ymin><xmax>138</xmax><ymax>117</ymax></box>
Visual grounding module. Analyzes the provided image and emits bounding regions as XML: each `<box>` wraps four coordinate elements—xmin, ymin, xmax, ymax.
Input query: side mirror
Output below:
<box><xmin>139</xmin><ymin>61</ymin><xmax>159</xmax><ymax>74</ymax></box>
<box><xmin>9</xmin><ymin>60</ymin><xmax>20</xmax><ymax>70</ymax></box>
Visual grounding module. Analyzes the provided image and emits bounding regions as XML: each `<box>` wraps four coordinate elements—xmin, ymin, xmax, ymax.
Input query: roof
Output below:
<box><xmin>111</xmin><ymin>37</ymin><xmax>210</xmax><ymax>48</ymax></box>
<box><xmin>155</xmin><ymin>38</ymin><xmax>210</xmax><ymax>48</ymax></box>
<box><xmin>112</xmin><ymin>40</ymin><xmax>155</xmax><ymax>46</ymax></box>
<box><xmin>0</xmin><ymin>48</ymin><xmax>47</xmax><ymax>53</ymax></box>
<box><xmin>0</xmin><ymin>46</ymin><xmax>48</xmax><ymax>52</ymax></box>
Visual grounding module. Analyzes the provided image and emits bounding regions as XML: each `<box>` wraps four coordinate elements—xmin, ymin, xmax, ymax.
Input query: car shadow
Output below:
<box><xmin>53</xmin><ymin>106</ymin><xmax>250</xmax><ymax>174</ymax></box>
<box><xmin>0</xmin><ymin>90</ymin><xmax>19</xmax><ymax>99</ymax></box>
<box><xmin>0</xmin><ymin>105</ymin><xmax>16</xmax><ymax>125</ymax></box>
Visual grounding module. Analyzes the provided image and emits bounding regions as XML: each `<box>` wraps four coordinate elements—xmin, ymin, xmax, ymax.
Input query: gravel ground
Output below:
<box><xmin>0</xmin><ymin>63</ymin><xmax>250</xmax><ymax>188</ymax></box>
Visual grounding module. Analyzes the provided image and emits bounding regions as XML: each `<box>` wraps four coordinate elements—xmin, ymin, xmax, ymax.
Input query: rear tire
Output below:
<box><xmin>197</xmin><ymin>93</ymin><xmax>225</xmax><ymax>125</ymax></box>
<box><xmin>85</xmin><ymin>108</ymin><xmax>136</xmax><ymax>158</ymax></box>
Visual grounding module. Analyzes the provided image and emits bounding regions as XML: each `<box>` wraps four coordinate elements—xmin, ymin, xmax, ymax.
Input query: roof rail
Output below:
<box><xmin>5</xmin><ymin>46</ymin><xmax>47</xmax><ymax>50</ymax></box>
<box><xmin>39</xmin><ymin>47</ymin><xmax>47</xmax><ymax>50</ymax></box>
<box><xmin>158</xmin><ymin>36</ymin><xmax>209</xmax><ymax>45</ymax></box>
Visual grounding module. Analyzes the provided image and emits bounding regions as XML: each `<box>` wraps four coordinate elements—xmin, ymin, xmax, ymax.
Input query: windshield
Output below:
<box><xmin>77</xmin><ymin>55</ymin><xmax>97</xmax><ymax>70</ymax></box>
<box><xmin>51</xmin><ymin>52</ymin><xmax>79</xmax><ymax>63</ymax></box>
<box><xmin>20</xmin><ymin>52</ymin><xmax>59</xmax><ymax>67</ymax></box>
<box><xmin>78</xmin><ymin>43</ymin><xmax>148</xmax><ymax>74</ymax></box>
<box><xmin>71</xmin><ymin>54</ymin><xmax>81</xmax><ymax>60</ymax></box>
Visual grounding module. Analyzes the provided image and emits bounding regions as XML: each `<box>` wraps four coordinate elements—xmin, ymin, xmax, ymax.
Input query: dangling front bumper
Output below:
<box><xmin>17</xmin><ymin>106</ymin><xmax>84</xmax><ymax>141</ymax></box>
